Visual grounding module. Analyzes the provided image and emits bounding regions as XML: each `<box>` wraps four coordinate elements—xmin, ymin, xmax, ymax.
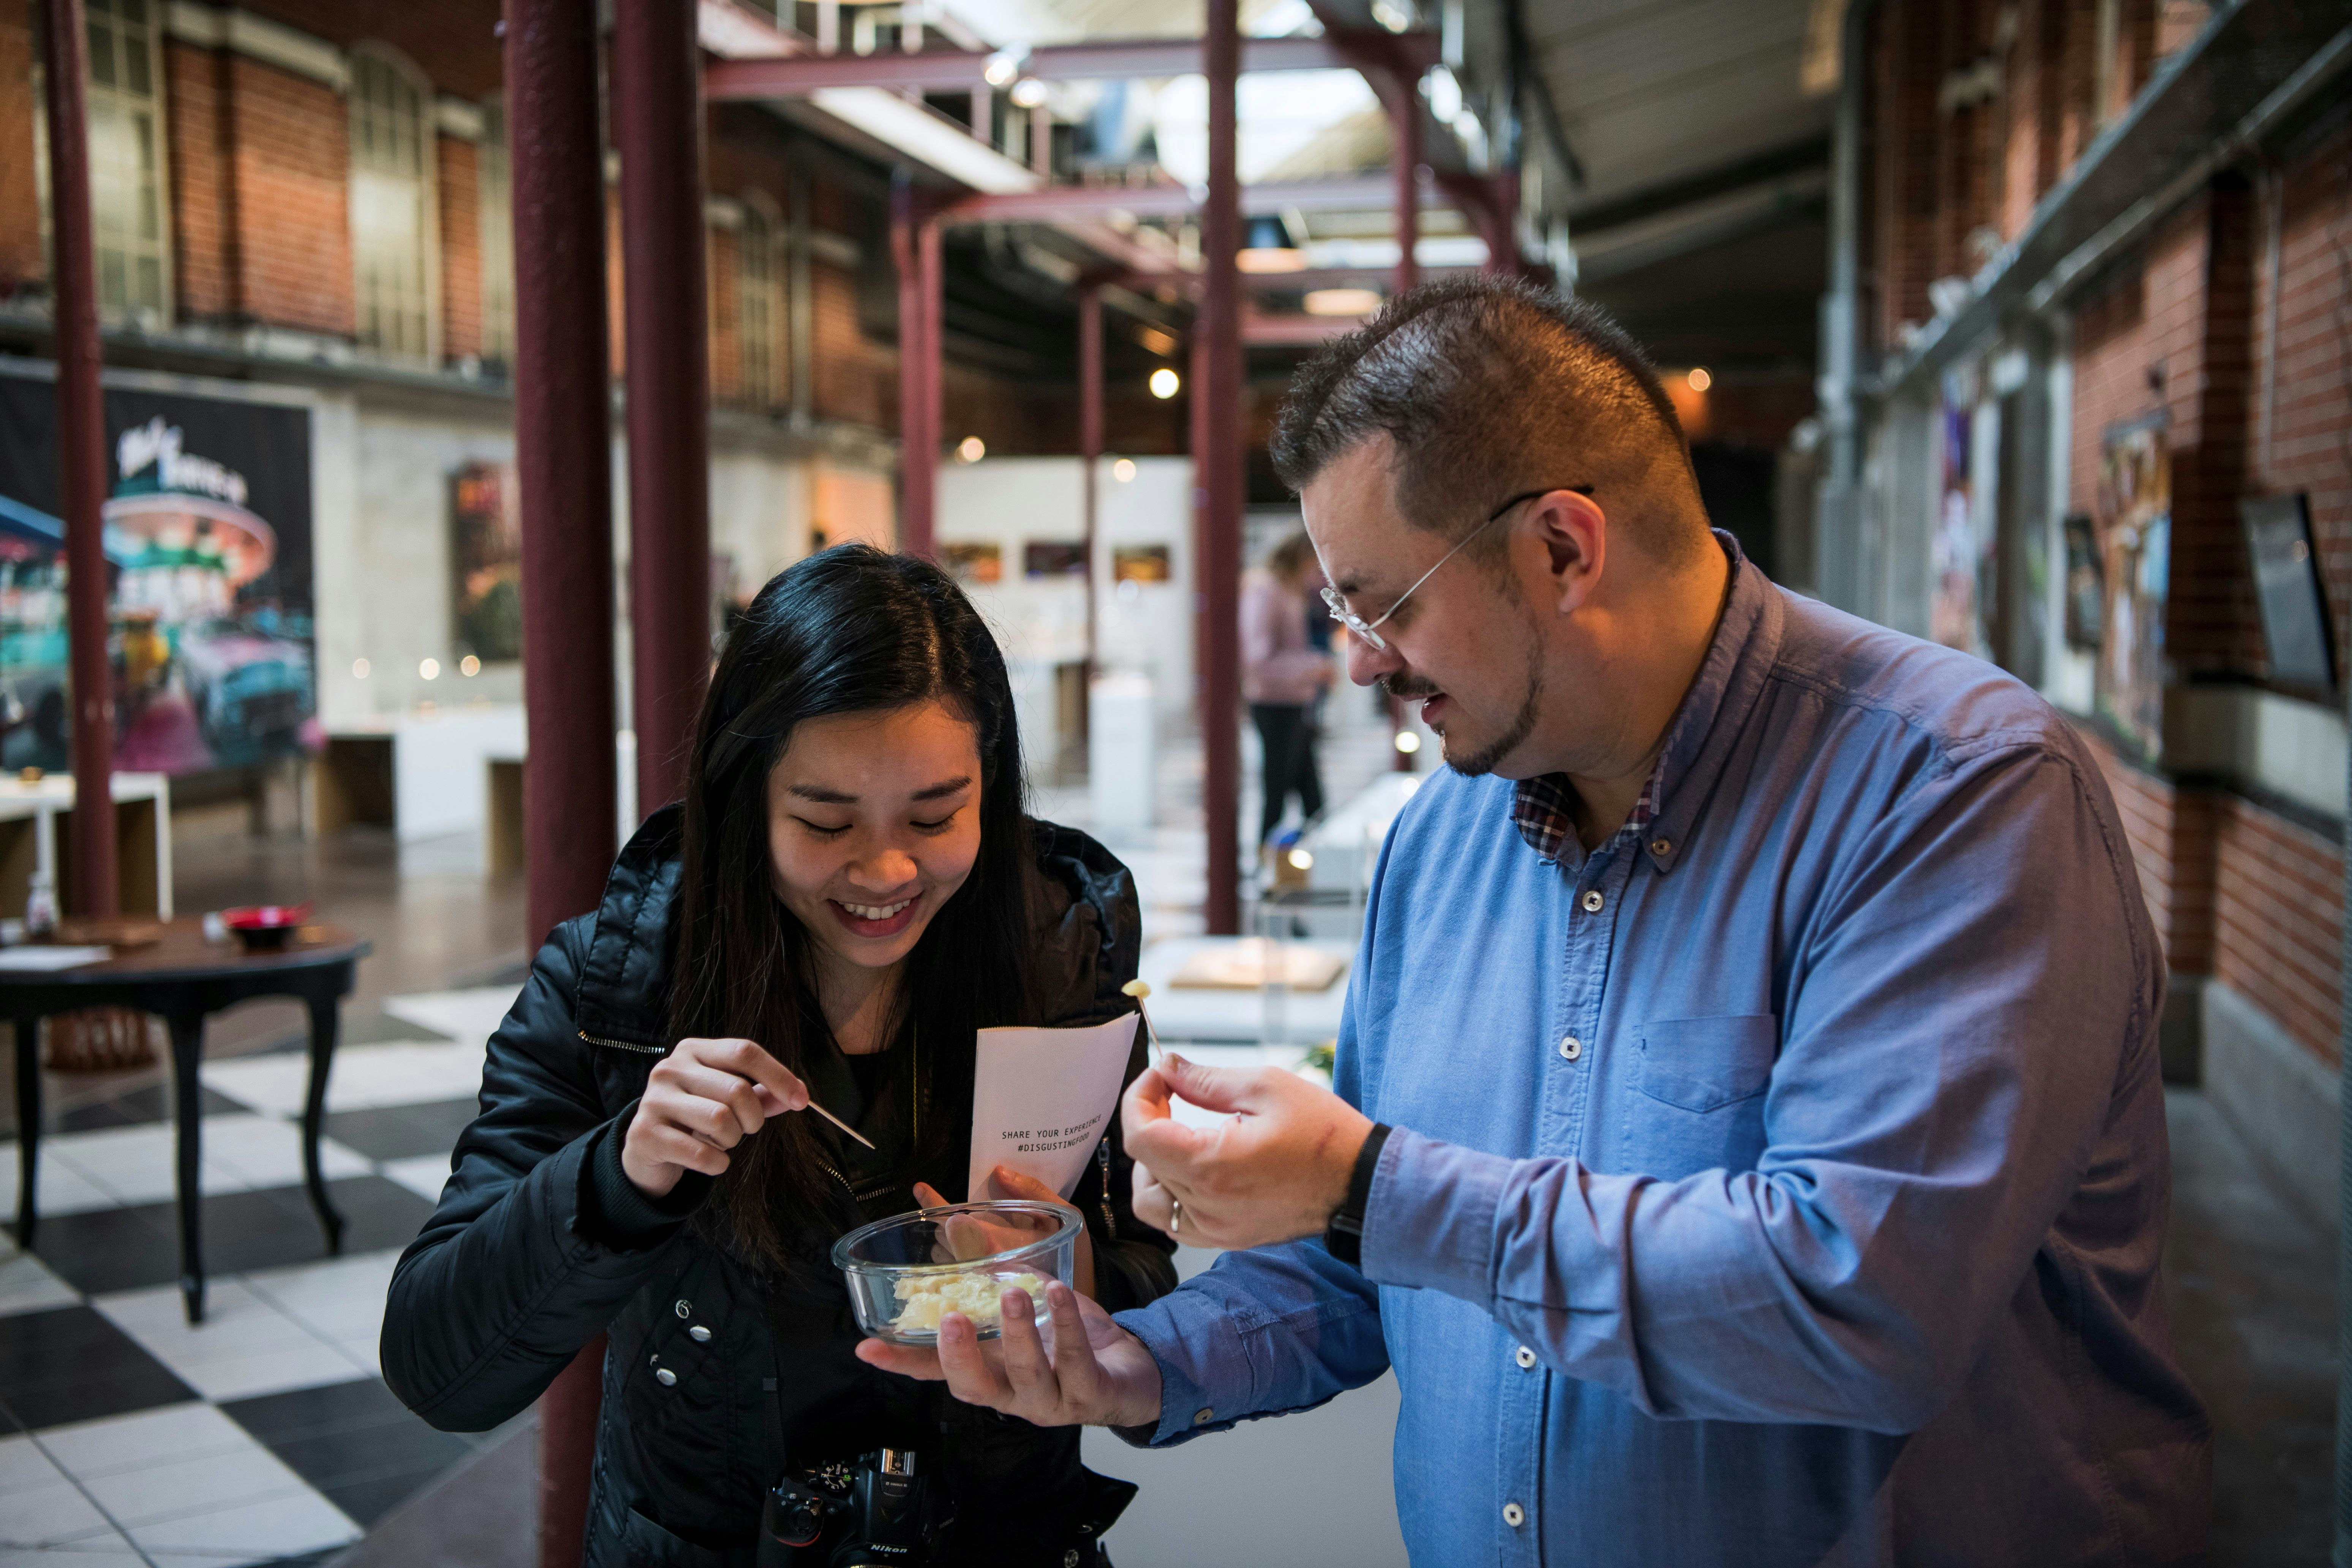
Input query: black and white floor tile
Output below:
<box><xmin>1</xmin><ymin>987</ymin><xmax>518</xmax><ymax>1565</ymax></box>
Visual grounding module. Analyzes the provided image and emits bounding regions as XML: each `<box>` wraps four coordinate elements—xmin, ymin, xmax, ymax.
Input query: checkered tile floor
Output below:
<box><xmin>1</xmin><ymin>988</ymin><xmax>521</xmax><ymax>1565</ymax></box>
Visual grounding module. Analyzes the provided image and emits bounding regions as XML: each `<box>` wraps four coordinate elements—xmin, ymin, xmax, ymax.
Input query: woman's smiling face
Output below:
<box><xmin>765</xmin><ymin>701</ymin><xmax>985</xmax><ymax>974</ymax></box>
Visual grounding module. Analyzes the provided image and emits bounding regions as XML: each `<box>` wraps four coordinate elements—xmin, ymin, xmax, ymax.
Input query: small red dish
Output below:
<box><xmin>223</xmin><ymin>904</ymin><xmax>313</xmax><ymax>952</ymax></box>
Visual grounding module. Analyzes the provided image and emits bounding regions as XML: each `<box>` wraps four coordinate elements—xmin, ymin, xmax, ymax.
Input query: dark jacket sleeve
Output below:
<box><xmin>1029</xmin><ymin>821</ymin><xmax>1179</xmax><ymax>1315</ymax></box>
<box><xmin>379</xmin><ymin>918</ymin><xmax>678</xmax><ymax>1433</ymax></box>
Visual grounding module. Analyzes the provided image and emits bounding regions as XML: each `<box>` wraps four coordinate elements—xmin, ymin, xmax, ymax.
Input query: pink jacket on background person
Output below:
<box><xmin>1240</xmin><ymin>570</ymin><xmax>1330</xmax><ymax>705</ymax></box>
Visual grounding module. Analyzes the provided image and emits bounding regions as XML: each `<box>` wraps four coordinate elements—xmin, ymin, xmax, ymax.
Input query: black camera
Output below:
<box><xmin>758</xmin><ymin>1448</ymin><xmax>948</xmax><ymax>1567</ymax></box>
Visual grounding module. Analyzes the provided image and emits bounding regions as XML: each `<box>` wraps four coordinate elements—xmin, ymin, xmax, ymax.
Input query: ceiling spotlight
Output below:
<box><xmin>1287</xmin><ymin>848</ymin><xmax>1314</xmax><ymax>871</ymax></box>
<box><xmin>419</xmin><ymin>658</ymin><xmax>441</xmax><ymax>681</ymax></box>
<box><xmin>1112</xmin><ymin>458</ymin><xmax>1138</xmax><ymax>482</ymax></box>
<box><xmin>1148</xmin><ymin>367</ymin><xmax>1181</xmax><ymax>400</ymax></box>
<box><xmin>460</xmin><ymin>654</ymin><xmax>482</xmax><ymax>677</ymax></box>
<box><xmin>1304</xmin><ymin>287</ymin><xmax>1381</xmax><ymax>317</ymax></box>
<box><xmin>1687</xmin><ymin>367</ymin><xmax>1713</xmax><ymax>391</ymax></box>
<box><xmin>352</xmin><ymin>658</ymin><xmax>370</xmax><ymax>679</ymax></box>
<box><xmin>956</xmin><ymin>435</ymin><xmax>986</xmax><ymax>463</ymax></box>
<box><xmin>1370</xmin><ymin>0</ymin><xmax>1413</xmax><ymax>32</ymax></box>
<box><xmin>982</xmin><ymin>50</ymin><xmax>1023</xmax><ymax>89</ymax></box>
<box><xmin>1393</xmin><ymin>730</ymin><xmax>1421</xmax><ymax>755</ymax></box>
<box><xmin>1008</xmin><ymin>76</ymin><xmax>1048</xmax><ymax>109</ymax></box>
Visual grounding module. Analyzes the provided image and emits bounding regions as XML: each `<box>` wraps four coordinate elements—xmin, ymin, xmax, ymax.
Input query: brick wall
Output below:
<box><xmin>2082</xmin><ymin>725</ymin><xmax>2217</xmax><ymax>971</ymax></box>
<box><xmin>2250</xmin><ymin>118</ymin><xmax>2352</xmax><ymax>682</ymax></box>
<box><xmin>707</xmin><ymin>225</ymin><xmax>742</xmax><ymax>407</ymax></box>
<box><xmin>2212</xmin><ymin>794</ymin><xmax>2343</xmax><ymax>1067</ymax></box>
<box><xmin>165</xmin><ymin>40</ymin><xmax>234</xmax><ymax>320</ymax></box>
<box><xmin>1868</xmin><ymin>0</ymin><xmax>1941</xmax><ymax>346</ymax></box>
<box><xmin>220</xmin><ymin>54</ymin><xmax>353</xmax><ymax>337</ymax></box>
<box><xmin>438</xmin><ymin>134</ymin><xmax>481</xmax><ymax>363</ymax></box>
<box><xmin>2065</xmin><ymin>185</ymin><xmax>2267</xmax><ymax>680</ymax></box>
<box><xmin>0</xmin><ymin>0</ymin><xmax>41</xmax><ymax>294</ymax></box>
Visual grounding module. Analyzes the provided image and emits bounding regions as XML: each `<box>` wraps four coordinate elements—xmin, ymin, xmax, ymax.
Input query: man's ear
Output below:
<box><xmin>1533</xmin><ymin>490</ymin><xmax>1607</xmax><ymax>615</ymax></box>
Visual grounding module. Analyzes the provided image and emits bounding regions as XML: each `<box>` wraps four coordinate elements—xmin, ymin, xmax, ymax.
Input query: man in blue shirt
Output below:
<box><xmin>861</xmin><ymin>279</ymin><xmax>2210</xmax><ymax>1564</ymax></box>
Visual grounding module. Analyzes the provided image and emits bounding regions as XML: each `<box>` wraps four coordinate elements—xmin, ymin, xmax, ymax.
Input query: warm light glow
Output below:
<box><xmin>419</xmin><ymin>658</ymin><xmax>441</xmax><ymax>681</ymax></box>
<box><xmin>1305</xmin><ymin>287</ymin><xmax>1381</xmax><ymax>317</ymax></box>
<box><xmin>1009</xmin><ymin>77</ymin><xmax>1047</xmax><ymax>109</ymax></box>
<box><xmin>1687</xmin><ymin>367</ymin><xmax>1713</xmax><ymax>392</ymax></box>
<box><xmin>459</xmin><ymin>654</ymin><xmax>482</xmax><ymax>677</ymax></box>
<box><xmin>1136</xmin><ymin>326</ymin><xmax>1179</xmax><ymax>356</ymax></box>
<box><xmin>1287</xmin><ymin>848</ymin><xmax>1315</xmax><ymax>871</ymax></box>
<box><xmin>352</xmin><ymin>658</ymin><xmax>371</xmax><ymax>679</ymax></box>
<box><xmin>1112</xmin><ymin>458</ymin><xmax>1138</xmax><ymax>482</ymax></box>
<box><xmin>1148</xmin><ymin>367</ymin><xmax>1181</xmax><ymax>400</ymax></box>
<box><xmin>956</xmin><ymin>436</ymin><xmax>986</xmax><ymax>463</ymax></box>
<box><xmin>982</xmin><ymin>53</ymin><xmax>1021</xmax><ymax>89</ymax></box>
<box><xmin>1236</xmin><ymin>248</ymin><xmax>1307</xmax><ymax>274</ymax></box>
<box><xmin>1393</xmin><ymin>730</ymin><xmax>1421</xmax><ymax>755</ymax></box>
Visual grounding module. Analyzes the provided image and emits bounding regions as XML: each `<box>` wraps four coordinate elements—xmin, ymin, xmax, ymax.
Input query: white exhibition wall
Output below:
<box><xmin>937</xmin><ymin>454</ymin><xmax>1197</xmax><ymax>778</ymax></box>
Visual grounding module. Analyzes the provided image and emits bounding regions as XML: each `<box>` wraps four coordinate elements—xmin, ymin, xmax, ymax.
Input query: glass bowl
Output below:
<box><xmin>832</xmin><ymin>1201</ymin><xmax>1080</xmax><ymax>1345</ymax></box>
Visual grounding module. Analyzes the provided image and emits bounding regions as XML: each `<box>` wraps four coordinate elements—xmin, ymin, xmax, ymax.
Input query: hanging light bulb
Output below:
<box><xmin>1148</xmin><ymin>367</ymin><xmax>1181</xmax><ymax>399</ymax></box>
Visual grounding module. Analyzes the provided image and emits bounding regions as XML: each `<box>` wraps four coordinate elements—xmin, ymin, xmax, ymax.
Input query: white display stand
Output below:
<box><xmin>1134</xmin><ymin>934</ymin><xmax>1351</xmax><ymax>1048</ymax></box>
<box><xmin>1088</xmin><ymin>672</ymin><xmax>1156</xmax><ymax>844</ymax></box>
<box><xmin>0</xmin><ymin>771</ymin><xmax>174</xmax><ymax>918</ymax></box>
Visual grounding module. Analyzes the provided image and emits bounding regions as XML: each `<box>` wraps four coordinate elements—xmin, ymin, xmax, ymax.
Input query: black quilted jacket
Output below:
<box><xmin>380</xmin><ymin>805</ymin><xmax>1176</xmax><ymax>1566</ymax></box>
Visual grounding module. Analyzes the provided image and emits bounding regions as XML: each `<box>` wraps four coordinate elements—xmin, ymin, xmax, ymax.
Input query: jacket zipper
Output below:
<box><xmin>580</xmin><ymin>1029</ymin><xmax>666</xmax><ymax>1055</ymax></box>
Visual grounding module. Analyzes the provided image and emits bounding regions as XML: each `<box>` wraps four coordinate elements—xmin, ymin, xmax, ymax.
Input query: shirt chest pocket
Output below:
<box><xmin>1625</xmin><ymin>1013</ymin><xmax>1778</xmax><ymax>1179</ymax></box>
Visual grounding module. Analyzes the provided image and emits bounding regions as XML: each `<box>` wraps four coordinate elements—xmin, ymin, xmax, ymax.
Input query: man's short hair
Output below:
<box><xmin>1269</xmin><ymin>277</ymin><xmax>1708</xmax><ymax>565</ymax></box>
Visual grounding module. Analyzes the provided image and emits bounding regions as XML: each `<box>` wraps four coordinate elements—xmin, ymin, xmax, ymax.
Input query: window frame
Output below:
<box><xmin>346</xmin><ymin>40</ymin><xmax>441</xmax><ymax>365</ymax></box>
<box><xmin>738</xmin><ymin>189</ymin><xmax>785</xmax><ymax>409</ymax></box>
<box><xmin>32</xmin><ymin>0</ymin><xmax>175</xmax><ymax>328</ymax></box>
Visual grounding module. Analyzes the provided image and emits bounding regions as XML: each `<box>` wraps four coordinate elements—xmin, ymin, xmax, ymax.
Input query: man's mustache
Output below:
<box><xmin>1380</xmin><ymin>674</ymin><xmax>1439</xmax><ymax>700</ymax></box>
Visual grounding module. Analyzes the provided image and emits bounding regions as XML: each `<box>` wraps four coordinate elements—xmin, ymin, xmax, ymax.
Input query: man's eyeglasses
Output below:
<box><xmin>1319</xmin><ymin>486</ymin><xmax>1593</xmax><ymax>653</ymax></box>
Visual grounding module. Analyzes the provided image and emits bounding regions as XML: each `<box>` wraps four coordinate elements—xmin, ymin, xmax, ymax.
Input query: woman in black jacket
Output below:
<box><xmin>381</xmin><ymin>546</ymin><xmax>1177</xmax><ymax>1566</ymax></box>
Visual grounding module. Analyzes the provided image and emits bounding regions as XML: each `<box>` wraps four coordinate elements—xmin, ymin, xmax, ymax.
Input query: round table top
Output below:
<box><xmin>0</xmin><ymin>918</ymin><xmax>371</xmax><ymax>986</ymax></box>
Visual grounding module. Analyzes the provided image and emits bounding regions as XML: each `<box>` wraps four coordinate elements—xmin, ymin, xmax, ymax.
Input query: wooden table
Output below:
<box><xmin>4</xmin><ymin>920</ymin><xmax>371</xmax><ymax>1323</ymax></box>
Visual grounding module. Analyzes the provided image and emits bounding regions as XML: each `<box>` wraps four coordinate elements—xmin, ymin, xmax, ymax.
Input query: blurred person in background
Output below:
<box><xmin>1242</xmin><ymin>529</ymin><xmax>1336</xmax><ymax>846</ymax></box>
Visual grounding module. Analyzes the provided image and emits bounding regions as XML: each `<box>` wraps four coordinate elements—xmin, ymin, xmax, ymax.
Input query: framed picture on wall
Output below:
<box><xmin>1024</xmin><ymin>541</ymin><xmax>1087</xmax><ymax>579</ymax></box>
<box><xmin>1112</xmin><ymin>544</ymin><xmax>1171</xmax><ymax>583</ymax></box>
<box><xmin>941</xmin><ymin>541</ymin><xmax>1002</xmax><ymax>583</ymax></box>
<box><xmin>2240</xmin><ymin>492</ymin><xmax>2335</xmax><ymax>693</ymax></box>
<box><xmin>2062</xmin><ymin>513</ymin><xmax>2103</xmax><ymax>650</ymax></box>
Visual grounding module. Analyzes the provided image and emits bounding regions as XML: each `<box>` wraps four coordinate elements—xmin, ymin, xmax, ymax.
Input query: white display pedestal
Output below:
<box><xmin>1087</xmin><ymin>672</ymin><xmax>1155</xmax><ymax>843</ymax></box>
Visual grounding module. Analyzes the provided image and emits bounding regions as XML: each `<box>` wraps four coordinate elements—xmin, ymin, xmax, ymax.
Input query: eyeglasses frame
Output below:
<box><xmin>1318</xmin><ymin>485</ymin><xmax>1595</xmax><ymax>653</ymax></box>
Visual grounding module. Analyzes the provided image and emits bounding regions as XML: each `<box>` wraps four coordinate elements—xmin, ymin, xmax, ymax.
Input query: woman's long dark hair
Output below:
<box><xmin>670</xmin><ymin>544</ymin><xmax>1035</xmax><ymax>1272</ymax></box>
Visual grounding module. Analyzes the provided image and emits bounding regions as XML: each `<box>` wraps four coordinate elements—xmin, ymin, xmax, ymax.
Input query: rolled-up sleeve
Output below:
<box><xmin>1360</xmin><ymin>744</ymin><xmax>2156</xmax><ymax>1432</ymax></box>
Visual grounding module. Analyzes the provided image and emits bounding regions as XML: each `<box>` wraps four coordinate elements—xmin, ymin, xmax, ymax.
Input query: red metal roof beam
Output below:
<box><xmin>704</xmin><ymin>30</ymin><xmax>1438</xmax><ymax>98</ymax></box>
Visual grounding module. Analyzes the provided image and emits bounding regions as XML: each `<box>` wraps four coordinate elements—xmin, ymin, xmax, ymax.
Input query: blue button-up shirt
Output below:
<box><xmin>1117</xmin><ymin>542</ymin><xmax>2210</xmax><ymax>1566</ymax></box>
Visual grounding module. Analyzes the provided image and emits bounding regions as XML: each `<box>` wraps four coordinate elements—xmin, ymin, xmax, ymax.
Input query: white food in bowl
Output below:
<box><xmin>888</xmin><ymin>1270</ymin><xmax>1048</xmax><ymax>1332</ymax></box>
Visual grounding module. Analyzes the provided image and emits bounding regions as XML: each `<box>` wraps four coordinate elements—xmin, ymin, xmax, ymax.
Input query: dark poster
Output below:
<box><xmin>0</xmin><ymin>375</ymin><xmax>316</xmax><ymax>774</ymax></box>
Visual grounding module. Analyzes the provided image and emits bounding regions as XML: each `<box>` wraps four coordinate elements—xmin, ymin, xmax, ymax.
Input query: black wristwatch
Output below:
<box><xmin>1323</xmin><ymin>1123</ymin><xmax>1393</xmax><ymax>1268</ymax></box>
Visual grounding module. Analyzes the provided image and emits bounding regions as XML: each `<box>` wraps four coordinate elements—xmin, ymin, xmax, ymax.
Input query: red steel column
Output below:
<box><xmin>916</xmin><ymin>213</ymin><xmax>944</xmax><ymax>558</ymax></box>
<box><xmin>1388</xmin><ymin>72</ymin><xmax>1420</xmax><ymax>299</ymax></box>
<box><xmin>506</xmin><ymin>0</ymin><xmax>616</xmax><ymax>1560</ymax></box>
<box><xmin>1078</xmin><ymin>285</ymin><xmax>1102</xmax><ymax>673</ymax></box>
<box><xmin>1200</xmin><ymin>0</ymin><xmax>1242</xmax><ymax>934</ymax></box>
<box><xmin>614</xmin><ymin>0</ymin><xmax>710</xmax><ymax>817</ymax></box>
<box><xmin>891</xmin><ymin>175</ymin><xmax>935</xmax><ymax>555</ymax></box>
<box><xmin>41</xmin><ymin>0</ymin><xmax>118</xmax><ymax>917</ymax></box>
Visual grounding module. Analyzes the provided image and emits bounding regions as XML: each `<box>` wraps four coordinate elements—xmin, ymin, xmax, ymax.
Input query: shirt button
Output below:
<box><xmin>1503</xmin><ymin>1502</ymin><xmax>1526</xmax><ymax>1528</ymax></box>
<box><xmin>1650</xmin><ymin>837</ymin><xmax>1671</xmax><ymax>857</ymax></box>
<box><xmin>655</xmin><ymin>1368</ymin><xmax>678</xmax><ymax>1387</ymax></box>
<box><xmin>1193</xmin><ymin>1407</ymin><xmax>1215</xmax><ymax>1426</ymax></box>
<box><xmin>689</xmin><ymin>1325</ymin><xmax>713</xmax><ymax>1343</ymax></box>
<box><xmin>1559</xmin><ymin>1035</ymin><xmax>1581</xmax><ymax>1062</ymax></box>
<box><xmin>1580</xmin><ymin>889</ymin><xmax>1604</xmax><ymax>913</ymax></box>
<box><xmin>1514</xmin><ymin>1345</ymin><xmax>1536</xmax><ymax>1369</ymax></box>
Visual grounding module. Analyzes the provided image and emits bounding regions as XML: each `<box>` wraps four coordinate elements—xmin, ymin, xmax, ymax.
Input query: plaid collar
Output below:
<box><xmin>1509</xmin><ymin>757</ymin><xmax>1666</xmax><ymax>864</ymax></box>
